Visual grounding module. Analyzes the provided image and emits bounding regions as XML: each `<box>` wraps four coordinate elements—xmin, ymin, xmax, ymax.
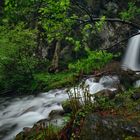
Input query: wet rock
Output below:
<box><xmin>101</xmin><ymin>61</ymin><xmax>121</xmax><ymax>74</ymax></box>
<box><xmin>55</xmin><ymin>92</ymin><xmax>60</xmax><ymax>96</ymax></box>
<box><xmin>20</xmin><ymin>106</ymin><xmax>37</xmax><ymax>115</ymax></box>
<box><xmin>80</xmin><ymin>113</ymin><xmax>140</xmax><ymax>140</ymax></box>
<box><xmin>49</xmin><ymin>109</ymin><xmax>65</xmax><ymax>119</ymax></box>
<box><xmin>131</xmin><ymin>92</ymin><xmax>140</xmax><ymax>100</ymax></box>
<box><xmin>15</xmin><ymin>132</ymin><xmax>25</xmax><ymax>140</ymax></box>
<box><xmin>62</xmin><ymin>99</ymin><xmax>81</xmax><ymax>113</ymax></box>
<box><xmin>23</xmin><ymin>127</ymin><xmax>31</xmax><ymax>133</ymax></box>
<box><xmin>35</xmin><ymin>118</ymin><xmax>48</xmax><ymax>128</ymax></box>
<box><xmin>94</xmin><ymin>89</ymin><xmax>118</xmax><ymax>100</ymax></box>
<box><xmin>36</xmin><ymin>118</ymin><xmax>48</xmax><ymax>124</ymax></box>
<box><xmin>85</xmin><ymin>78</ymin><xmax>97</xmax><ymax>85</ymax></box>
<box><xmin>43</xmin><ymin>103</ymin><xmax>52</xmax><ymax>108</ymax></box>
<box><xmin>120</xmin><ymin>70</ymin><xmax>140</xmax><ymax>88</ymax></box>
<box><xmin>62</xmin><ymin>100</ymin><xmax>72</xmax><ymax>113</ymax></box>
<box><xmin>99</xmin><ymin>75</ymin><xmax>120</xmax><ymax>88</ymax></box>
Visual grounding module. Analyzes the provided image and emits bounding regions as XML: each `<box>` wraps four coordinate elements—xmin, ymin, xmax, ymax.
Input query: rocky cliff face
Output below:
<box><xmin>85</xmin><ymin>0</ymin><xmax>138</xmax><ymax>51</ymax></box>
<box><xmin>45</xmin><ymin>0</ymin><xmax>140</xmax><ymax>71</ymax></box>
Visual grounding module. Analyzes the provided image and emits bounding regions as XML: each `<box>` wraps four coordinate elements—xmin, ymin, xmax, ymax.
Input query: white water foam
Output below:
<box><xmin>0</xmin><ymin>76</ymin><xmax>119</xmax><ymax>140</ymax></box>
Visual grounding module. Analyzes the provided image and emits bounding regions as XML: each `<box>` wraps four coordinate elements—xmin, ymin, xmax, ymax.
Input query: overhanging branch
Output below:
<box><xmin>72</xmin><ymin>17</ymin><xmax>140</xmax><ymax>29</ymax></box>
<box><xmin>100</xmin><ymin>32</ymin><xmax>140</xmax><ymax>52</ymax></box>
<box><xmin>70</xmin><ymin>0</ymin><xmax>140</xmax><ymax>29</ymax></box>
<box><xmin>91</xmin><ymin>18</ymin><xmax>140</xmax><ymax>29</ymax></box>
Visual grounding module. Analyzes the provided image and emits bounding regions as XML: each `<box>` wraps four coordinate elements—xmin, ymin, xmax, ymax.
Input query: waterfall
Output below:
<box><xmin>122</xmin><ymin>34</ymin><xmax>140</xmax><ymax>71</ymax></box>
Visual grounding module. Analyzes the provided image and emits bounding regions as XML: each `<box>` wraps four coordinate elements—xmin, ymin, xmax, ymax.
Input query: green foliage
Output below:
<box><xmin>68</xmin><ymin>50</ymin><xmax>113</xmax><ymax>74</ymax></box>
<box><xmin>125</xmin><ymin>136</ymin><xmax>134</xmax><ymax>140</ymax></box>
<box><xmin>0</xmin><ymin>24</ymin><xmax>40</xmax><ymax>93</ymax></box>
<box><xmin>4</xmin><ymin>0</ymin><xmax>37</xmax><ymax>24</ymax></box>
<box><xmin>95</xmin><ymin>16</ymin><xmax>106</xmax><ymax>32</ymax></box>
<box><xmin>66</xmin><ymin>83</ymin><xmax>95</xmax><ymax>116</ymax></box>
<box><xmin>40</xmin><ymin>0</ymin><xmax>74</xmax><ymax>43</ymax></box>
<box><xmin>44</xmin><ymin>123</ymin><xmax>60</xmax><ymax>140</ymax></box>
<box><xmin>1</xmin><ymin>0</ymin><xmax>138</xmax><ymax>95</ymax></box>
<box><xmin>120</xmin><ymin>2</ymin><xmax>140</xmax><ymax>20</ymax></box>
<box><xmin>63</xmin><ymin>113</ymin><xmax>71</xmax><ymax>124</ymax></box>
<box><xmin>66</xmin><ymin>16</ymin><xmax>106</xmax><ymax>52</ymax></box>
<box><xmin>35</xmin><ymin>72</ymin><xmax>76</xmax><ymax>90</ymax></box>
<box><xmin>95</xmin><ymin>96</ymin><xmax>115</xmax><ymax>110</ymax></box>
<box><xmin>65</xmin><ymin>37</ymin><xmax>82</xmax><ymax>52</ymax></box>
<box><xmin>16</xmin><ymin>123</ymin><xmax>61</xmax><ymax>140</ymax></box>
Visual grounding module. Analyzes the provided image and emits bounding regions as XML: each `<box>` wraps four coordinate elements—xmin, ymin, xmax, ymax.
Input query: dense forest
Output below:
<box><xmin>1</xmin><ymin>0</ymin><xmax>140</xmax><ymax>140</ymax></box>
<box><xmin>0</xmin><ymin>0</ymin><xmax>139</xmax><ymax>94</ymax></box>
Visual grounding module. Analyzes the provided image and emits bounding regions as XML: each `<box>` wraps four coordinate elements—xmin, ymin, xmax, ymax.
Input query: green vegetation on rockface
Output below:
<box><xmin>15</xmin><ymin>82</ymin><xmax>140</xmax><ymax>140</ymax></box>
<box><xmin>1</xmin><ymin>0</ymin><xmax>140</xmax><ymax>139</ymax></box>
<box><xmin>0</xmin><ymin>0</ymin><xmax>140</xmax><ymax>94</ymax></box>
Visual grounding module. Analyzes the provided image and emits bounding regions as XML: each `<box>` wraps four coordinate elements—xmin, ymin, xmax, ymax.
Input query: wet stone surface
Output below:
<box><xmin>80</xmin><ymin>113</ymin><xmax>140</xmax><ymax>140</ymax></box>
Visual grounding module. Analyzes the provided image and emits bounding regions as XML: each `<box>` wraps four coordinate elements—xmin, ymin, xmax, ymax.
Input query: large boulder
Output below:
<box><xmin>80</xmin><ymin>113</ymin><xmax>140</xmax><ymax>140</ymax></box>
<box><xmin>94</xmin><ymin>89</ymin><xmax>118</xmax><ymax>100</ymax></box>
<box><xmin>131</xmin><ymin>92</ymin><xmax>140</xmax><ymax>100</ymax></box>
<box><xmin>49</xmin><ymin>110</ymin><xmax>65</xmax><ymax>119</ymax></box>
<box><xmin>62</xmin><ymin>99</ymin><xmax>81</xmax><ymax>114</ymax></box>
<box><xmin>99</xmin><ymin>75</ymin><xmax>120</xmax><ymax>88</ymax></box>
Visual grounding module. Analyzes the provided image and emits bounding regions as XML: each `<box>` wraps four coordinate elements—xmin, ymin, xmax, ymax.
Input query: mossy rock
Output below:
<box><xmin>62</xmin><ymin>99</ymin><xmax>81</xmax><ymax>114</ymax></box>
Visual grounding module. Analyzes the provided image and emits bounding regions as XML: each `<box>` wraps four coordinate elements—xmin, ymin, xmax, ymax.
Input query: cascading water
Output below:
<box><xmin>0</xmin><ymin>76</ymin><xmax>119</xmax><ymax>140</ymax></box>
<box><xmin>122</xmin><ymin>33</ymin><xmax>140</xmax><ymax>71</ymax></box>
<box><xmin>0</xmin><ymin>89</ymin><xmax>69</xmax><ymax>140</ymax></box>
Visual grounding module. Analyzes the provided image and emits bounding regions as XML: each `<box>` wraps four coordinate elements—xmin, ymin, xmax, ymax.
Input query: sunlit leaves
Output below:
<box><xmin>0</xmin><ymin>23</ymin><xmax>37</xmax><ymax>65</ymax></box>
<box><xmin>95</xmin><ymin>16</ymin><xmax>106</xmax><ymax>32</ymax></box>
<box><xmin>68</xmin><ymin>50</ymin><xmax>113</xmax><ymax>74</ymax></box>
<box><xmin>65</xmin><ymin>37</ymin><xmax>81</xmax><ymax>52</ymax></box>
<box><xmin>120</xmin><ymin>2</ymin><xmax>140</xmax><ymax>20</ymax></box>
<box><xmin>40</xmin><ymin>0</ymin><xmax>74</xmax><ymax>43</ymax></box>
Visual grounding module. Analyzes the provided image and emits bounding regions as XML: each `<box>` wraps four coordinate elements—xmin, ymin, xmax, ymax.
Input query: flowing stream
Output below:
<box><xmin>122</xmin><ymin>34</ymin><xmax>140</xmax><ymax>71</ymax></box>
<box><xmin>0</xmin><ymin>76</ymin><xmax>119</xmax><ymax>140</ymax></box>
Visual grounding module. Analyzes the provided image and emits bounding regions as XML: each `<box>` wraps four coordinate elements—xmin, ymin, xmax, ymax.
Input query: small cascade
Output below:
<box><xmin>0</xmin><ymin>76</ymin><xmax>119</xmax><ymax>140</ymax></box>
<box><xmin>122</xmin><ymin>33</ymin><xmax>140</xmax><ymax>71</ymax></box>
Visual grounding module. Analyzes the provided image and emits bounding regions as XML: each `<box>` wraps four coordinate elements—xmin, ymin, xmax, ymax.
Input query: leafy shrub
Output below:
<box><xmin>120</xmin><ymin>2</ymin><xmax>140</xmax><ymax>20</ymax></box>
<box><xmin>68</xmin><ymin>50</ymin><xmax>113</xmax><ymax>74</ymax></box>
<box><xmin>35</xmin><ymin>72</ymin><xmax>76</xmax><ymax>91</ymax></box>
<box><xmin>0</xmin><ymin>24</ymin><xmax>40</xmax><ymax>93</ymax></box>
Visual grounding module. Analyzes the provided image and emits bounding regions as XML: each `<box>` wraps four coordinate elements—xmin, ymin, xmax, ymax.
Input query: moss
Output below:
<box><xmin>62</xmin><ymin>99</ymin><xmax>82</xmax><ymax>114</ymax></box>
<box><xmin>34</xmin><ymin>71</ymin><xmax>77</xmax><ymax>91</ymax></box>
<box><xmin>15</xmin><ymin>85</ymin><xmax>140</xmax><ymax>140</ymax></box>
<box><xmin>15</xmin><ymin>124</ymin><xmax>61</xmax><ymax>140</ymax></box>
<box><xmin>67</xmin><ymin>87</ymin><xmax>140</xmax><ymax>139</ymax></box>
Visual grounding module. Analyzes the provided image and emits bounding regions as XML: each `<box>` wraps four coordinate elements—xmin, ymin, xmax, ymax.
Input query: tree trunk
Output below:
<box><xmin>50</xmin><ymin>40</ymin><xmax>61</xmax><ymax>72</ymax></box>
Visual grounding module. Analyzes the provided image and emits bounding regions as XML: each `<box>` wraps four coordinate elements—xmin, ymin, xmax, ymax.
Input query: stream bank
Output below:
<box><xmin>14</xmin><ymin>62</ymin><xmax>140</xmax><ymax>140</ymax></box>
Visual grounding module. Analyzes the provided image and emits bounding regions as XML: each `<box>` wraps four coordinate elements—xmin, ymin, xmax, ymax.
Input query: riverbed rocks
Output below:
<box><xmin>99</xmin><ymin>75</ymin><xmax>120</xmax><ymax>89</ymax></box>
<box><xmin>15</xmin><ymin>60</ymin><xmax>140</xmax><ymax>140</ymax></box>
<box><xmin>100</xmin><ymin>61</ymin><xmax>140</xmax><ymax>89</ymax></box>
<box><xmin>23</xmin><ymin>127</ymin><xmax>32</xmax><ymax>133</ymax></box>
<box><xmin>49</xmin><ymin>110</ymin><xmax>65</xmax><ymax>118</ymax></box>
<box><xmin>131</xmin><ymin>92</ymin><xmax>140</xmax><ymax>100</ymax></box>
<box><xmin>80</xmin><ymin>113</ymin><xmax>140</xmax><ymax>140</ymax></box>
<box><xmin>62</xmin><ymin>100</ymin><xmax>72</xmax><ymax>113</ymax></box>
<box><xmin>15</xmin><ymin>111</ymin><xmax>67</xmax><ymax>140</ymax></box>
<box><xmin>94</xmin><ymin>89</ymin><xmax>118</xmax><ymax>100</ymax></box>
<box><xmin>62</xmin><ymin>99</ymin><xmax>81</xmax><ymax>114</ymax></box>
